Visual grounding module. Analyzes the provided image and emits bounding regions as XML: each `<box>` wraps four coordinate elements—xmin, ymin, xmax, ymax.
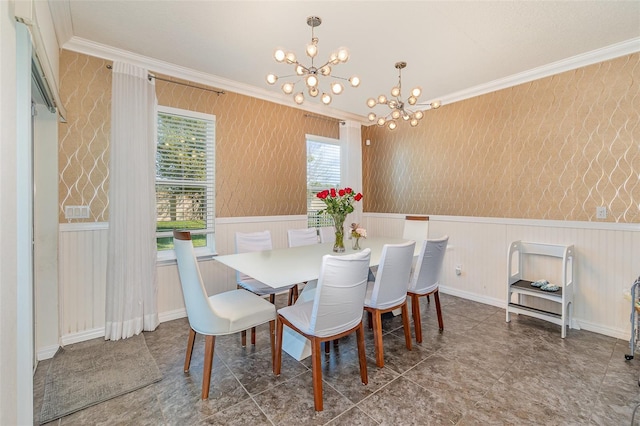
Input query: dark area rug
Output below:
<box><xmin>39</xmin><ymin>333</ymin><xmax>162</xmax><ymax>424</ymax></box>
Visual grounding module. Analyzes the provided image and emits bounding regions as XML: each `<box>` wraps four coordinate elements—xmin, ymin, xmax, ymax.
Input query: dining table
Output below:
<box><xmin>214</xmin><ymin>236</ymin><xmax>419</xmax><ymax>360</ymax></box>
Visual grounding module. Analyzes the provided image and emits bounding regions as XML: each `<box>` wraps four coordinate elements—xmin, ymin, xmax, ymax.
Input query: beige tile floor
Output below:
<box><xmin>34</xmin><ymin>293</ymin><xmax>640</xmax><ymax>425</ymax></box>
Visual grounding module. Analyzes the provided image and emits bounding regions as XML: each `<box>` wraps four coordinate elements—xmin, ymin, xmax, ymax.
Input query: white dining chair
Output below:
<box><xmin>364</xmin><ymin>240</ymin><xmax>416</xmax><ymax>367</ymax></box>
<box><xmin>274</xmin><ymin>248</ymin><xmax>371</xmax><ymax>411</ymax></box>
<box><xmin>318</xmin><ymin>226</ymin><xmax>335</xmax><ymax>244</ymax></box>
<box><xmin>408</xmin><ymin>236</ymin><xmax>448</xmax><ymax>342</ymax></box>
<box><xmin>402</xmin><ymin>215</ymin><xmax>429</xmax><ymax>242</ymax></box>
<box><xmin>235</xmin><ymin>230</ymin><xmax>298</xmax><ymax>345</ymax></box>
<box><xmin>173</xmin><ymin>230</ymin><xmax>276</xmax><ymax>399</ymax></box>
<box><xmin>287</xmin><ymin>228</ymin><xmax>319</xmax><ymax>247</ymax></box>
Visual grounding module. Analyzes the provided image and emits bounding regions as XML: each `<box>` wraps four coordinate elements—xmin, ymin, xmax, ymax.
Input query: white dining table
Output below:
<box><xmin>214</xmin><ymin>236</ymin><xmax>419</xmax><ymax>360</ymax></box>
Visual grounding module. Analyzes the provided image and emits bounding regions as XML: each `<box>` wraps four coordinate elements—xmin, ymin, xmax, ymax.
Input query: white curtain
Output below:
<box><xmin>105</xmin><ymin>62</ymin><xmax>159</xmax><ymax>340</ymax></box>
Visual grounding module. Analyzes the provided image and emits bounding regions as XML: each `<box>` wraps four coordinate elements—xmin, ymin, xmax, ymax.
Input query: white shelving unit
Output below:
<box><xmin>506</xmin><ymin>241</ymin><xmax>575</xmax><ymax>338</ymax></box>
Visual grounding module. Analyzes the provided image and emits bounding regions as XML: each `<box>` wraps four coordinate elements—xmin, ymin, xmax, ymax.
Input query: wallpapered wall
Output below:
<box><xmin>57</xmin><ymin>50</ymin><xmax>339</xmax><ymax>223</ymax></box>
<box><xmin>363</xmin><ymin>53</ymin><xmax>639</xmax><ymax>223</ymax></box>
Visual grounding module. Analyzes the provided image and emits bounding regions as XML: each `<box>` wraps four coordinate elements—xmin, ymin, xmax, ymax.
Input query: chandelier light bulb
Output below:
<box><xmin>294</xmin><ymin>92</ymin><xmax>305</xmax><ymax>104</ymax></box>
<box><xmin>274</xmin><ymin>49</ymin><xmax>286</xmax><ymax>62</ymax></box>
<box><xmin>410</xmin><ymin>118</ymin><xmax>419</xmax><ymax>127</ymax></box>
<box><xmin>408</xmin><ymin>96</ymin><xmax>417</xmax><ymax>105</ymax></box>
<box><xmin>377</xmin><ymin>94</ymin><xmax>387</xmax><ymax>104</ymax></box>
<box><xmin>285</xmin><ymin>51</ymin><xmax>297</xmax><ymax>64</ymax></box>
<box><xmin>282</xmin><ymin>82</ymin><xmax>294</xmax><ymax>94</ymax></box>
<box><xmin>331</xmin><ymin>82</ymin><xmax>344</xmax><ymax>95</ymax></box>
<box><xmin>309</xmin><ymin>86</ymin><xmax>319</xmax><ymax>97</ymax></box>
<box><xmin>368</xmin><ymin>112</ymin><xmax>377</xmax><ymax>121</ymax></box>
<box><xmin>319</xmin><ymin>65</ymin><xmax>331</xmax><ymax>76</ymax></box>
<box><xmin>391</xmin><ymin>110</ymin><xmax>401</xmax><ymax>120</ymax></box>
<box><xmin>321</xmin><ymin>93</ymin><xmax>332</xmax><ymax>105</ymax></box>
<box><xmin>402</xmin><ymin>113</ymin><xmax>410</xmax><ymax>121</ymax></box>
<box><xmin>414</xmin><ymin>110</ymin><xmax>424</xmax><ymax>120</ymax></box>
<box><xmin>306</xmin><ymin>74</ymin><xmax>318</xmax><ymax>87</ymax></box>
<box><xmin>411</xmin><ymin>87</ymin><xmax>422</xmax><ymax>98</ymax></box>
<box><xmin>329</xmin><ymin>52</ymin><xmax>339</xmax><ymax>65</ymax></box>
<box><xmin>366</xmin><ymin>98</ymin><xmax>377</xmax><ymax>108</ymax></box>
<box><xmin>388</xmin><ymin>121</ymin><xmax>397</xmax><ymax>130</ymax></box>
<box><xmin>391</xmin><ymin>86</ymin><xmax>400</xmax><ymax>97</ymax></box>
<box><xmin>431</xmin><ymin>100</ymin><xmax>442</xmax><ymax>109</ymax></box>
<box><xmin>295</xmin><ymin>65</ymin><xmax>306</xmax><ymax>75</ymax></box>
<box><xmin>349</xmin><ymin>76</ymin><xmax>360</xmax><ymax>87</ymax></box>
<box><xmin>388</xmin><ymin>100</ymin><xmax>397</xmax><ymax>109</ymax></box>
<box><xmin>377</xmin><ymin>117</ymin><xmax>386</xmax><ymax>126</ymax></box>
<box><xmin>336</xmin><ymin>47</ymin><xmax>349</xmax><ymax>62</ymax></box>
<box><xmin>306</xmin><ymin>43</ymin><xmax>318</xmax><ymax>58</ymax></box>
<box><xmin>266</xmin><ymin>74</ymin><xmax>278</xmax><ymax>85</ymax></box>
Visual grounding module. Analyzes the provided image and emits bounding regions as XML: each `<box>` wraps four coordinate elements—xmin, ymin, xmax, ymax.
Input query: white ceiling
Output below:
<box><xmin>51</xmin><ymin>1</ymin><xmax>640</xmax><ymax>122</ymax></box>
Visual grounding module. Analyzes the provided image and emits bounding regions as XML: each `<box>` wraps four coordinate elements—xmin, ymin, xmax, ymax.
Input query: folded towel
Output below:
<box><xmin>531</xmin><ymin>280</ymin><xmax>549</xmax><ymax>288</ymax></box>
<box><xmin>540</xmin><ymin>283</ymin><xmax>560</xmax><ymax>292</ymax></box>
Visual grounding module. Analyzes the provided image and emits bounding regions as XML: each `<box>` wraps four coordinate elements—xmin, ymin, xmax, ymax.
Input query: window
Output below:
<box><xmin>156</xmin><ymin>106</ymin><xmax>215</xmax><ymax>259</ymax></box>
<box><xmin>307</xmin><ymin>136</ymin><xmax>341</xmax><ymax>228</ymax></box>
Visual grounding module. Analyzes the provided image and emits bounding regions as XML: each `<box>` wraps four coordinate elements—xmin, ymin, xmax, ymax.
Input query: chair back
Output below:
<box><xmin>402</xmin><ymin>215</ymin><xmax>429</xmax><ymax>243</ymax></box>
<box><xmin>409</xmin><ymin>236</ymin><xmax>449</xmax><ymax>294</ymax></box>
<box><xmin>309</xmin><ymin>249</ymin><xmax>371</xmax><ymax>337</ymax></box>
<box><xmin>288</xmin><ymin>228</ymin><xmax>318</xmax><ymax>247</ymax></box>
<box><xmin>318</xmin><ymin>226</ymin><xmax>335</xmax><ymax>244</ymax></box>
<box><xmin>173</xmin><ymin>231</ymin><xmax>227</xmax><ymax>334</ymax></box>
<box><xmin>368</xmin><ymin>241</ymin><xmax>416</xmax><ymax>309</ymax></box>
<box><xmin>235</xmin><ymin>230</ymin><xmax>273</xmax><ymax>283</ymax></box>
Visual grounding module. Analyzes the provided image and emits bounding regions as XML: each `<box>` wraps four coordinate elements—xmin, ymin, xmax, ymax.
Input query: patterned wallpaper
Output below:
<box><xmin>363</xmin><ymin>53</ymin><xmax>639</xmax><ymax>223</ymax></box>
<box><xmin>58</xmin><ymin>50</ymin><xmax>339</xmax><ymax>222</ymax></box>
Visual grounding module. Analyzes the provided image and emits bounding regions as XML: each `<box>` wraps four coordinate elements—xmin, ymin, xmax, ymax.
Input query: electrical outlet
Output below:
<box><xmin>596</xmin><ymin>206</ymin><xmax>607</xmax><ymax>219</ymax></box>
<box><xmin>455</xmin><ymin>264</ymin><xmax>462</xmax><ymax>276</ymax></box>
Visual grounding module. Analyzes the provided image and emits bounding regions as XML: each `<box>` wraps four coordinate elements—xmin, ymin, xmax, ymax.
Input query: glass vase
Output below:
<box><xmin>352</xmin><ymin>236</ymin><xmax>361</xmax><ymax>250</ymax></box>
<box><xmin>332</xmin><ymin>214</ymin><xmax>345</xmax><ymax>253</ymax></box>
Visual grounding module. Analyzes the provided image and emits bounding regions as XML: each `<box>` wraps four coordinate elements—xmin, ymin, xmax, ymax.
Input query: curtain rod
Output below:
<box><xmin>304</xmin><ymin>113</ymin><xmax>345</xmax><ymax>125</ymax></box>
<box><xmin>105</xmin><ymin>65</ymin><xmax>225</xmax><ymax>95</ymax></box>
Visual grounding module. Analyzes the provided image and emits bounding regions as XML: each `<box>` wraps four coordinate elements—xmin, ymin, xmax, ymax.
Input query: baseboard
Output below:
<box><xmin>37</xmin><ymin>344</ymin><xmax>60</xmax><ymax>361</ymax></box>
<box><xmin>60</xmin><ymin>327</ymin><xmax>105</xmax><ymax>346</ymax></box>
<box><xmin>158</xmin><ymin>308</ymin><xmax>186</xmax><ymax>323</ymax></box>
<box><xmin>439</xmin><ymin>285</ymin><xmax>506</xmax><ymax>309</ymax></box>
<box><xmin>576</xmin><ymin>318</ymin><xmax>629</xmax><ymax>341</ymax></box>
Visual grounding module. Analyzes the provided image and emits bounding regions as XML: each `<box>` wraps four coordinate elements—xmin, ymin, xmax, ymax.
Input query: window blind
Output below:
<box><xmin>307</xmin><ymin>140</ymin><xmax>340</xmax><ymax>228</ymax></box>
<box><xmin>156</xmin><ymin>108</ymin><xmax>215</xmax><ymax>250</ymax></box>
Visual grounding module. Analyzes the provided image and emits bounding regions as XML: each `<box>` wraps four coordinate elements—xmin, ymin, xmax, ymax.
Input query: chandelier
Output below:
<box><xmin>366</xmin><ymin>61</ymin><xmax>441</xmax><ymax>130</ymax></box>
<box><xmin>266</xmin><ymin>16</ymin><xmax>360</xmax><ymax>106</ymax></box>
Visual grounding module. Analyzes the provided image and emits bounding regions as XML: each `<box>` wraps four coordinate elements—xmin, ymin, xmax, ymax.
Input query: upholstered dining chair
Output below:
<box><xmin>287</xmin><ymin>227</ymin><xmax>319</xmax><ymax>247</ymax></box>
<box><xmin>408</xmin><ymin>236</ymin><xmax>449</xmax><ymax>342</ymax></box>
<box><xmin>318</xmin><ymin>226</ymin><xmax>335</xmax><ymax>244</ymax></box>
<box><xmin>364</xmin><ymin>240</ymin><xmax>416</xmax><ymax>367</ymax></box>
<box><xmin>235</xmin><ymin>230</ymin><xmax>298</xmax><ymax>345</ymax></box>
<box><xmin>173</xmin><ymin>230</ymin><xmax>276</xmax><ymax>399</ymax></box>
<box><xmin>402</xmin><ymin>215</ymin><xmax>429</xmax><ymax>241</ymax></box>
<box><xmin>274</xmin><ymin>249</ymin><xmax>371</xmax><ymax>411</ymax></box>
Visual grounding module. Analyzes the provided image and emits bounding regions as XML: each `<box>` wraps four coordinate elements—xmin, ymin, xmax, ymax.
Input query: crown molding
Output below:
<box><xmin>439</xmin><ymin>37</ymin><xmax>640</xmax><ymax>107</ymax></box>
<box><xmin>47</xmin><ymin>0</ymin><xmax>73</xmax><ymax>48</ymax></box>
<box><xmin>62</xmin><ymin>36</ymin><xmax>369</xmax><ymax>125</ymax></box>
<box><xmin>62</xmin><ymin>35</ymin><xmax>639</xmax><ymax>124</ymax></box>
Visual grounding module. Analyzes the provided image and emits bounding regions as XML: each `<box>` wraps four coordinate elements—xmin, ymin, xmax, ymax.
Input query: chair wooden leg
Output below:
<box><xmin>371</xmin><ymin>310</ymin><xmax>385</xmax><ymax>368</ymax></box>
<box><xmin>274</xmin><ymin>317</ymin><xmax>284</xmax><ymax>375</ymax></box>
<box><xmin>401</xmin><ymin>302</ymin><xmax>412</xmax><ymax>351</ymax></box>
<box><xmin>288</xmin><ymin>288</ymin><xmax>294</xmax><ymax>306</ymax></box>
<box><xmin>426</xmin><ymin>295</ymin><xmax>430</xmax><ymax>303</ymax></box>
<box><xmin>269</xmin><ymin>320</ymin><xmax>275</xmax><ymax>369</ymax></box>
<box><xmin>434</xmin><ymin>290</ymin><xmax>444</xmax><ymax>331</ymax></box>
<box><xmin>311</xmin><ymin>337</ymin><xmax>323</xmax><ymax>411</ymax></box>
<box><xmin>325</xmin><ymin>341</ymin><xmax>330</xmax><ymax>354</ymax></box>
<box><xmin>241</xmin><ymin>330</ymin><xmax>247</xmax><ymax>347</ymax></box>
<box><xmin>367</xmin><ymin>311</ymin><xmax>373</xmax><ymax>329</ymax></box>
<box><xmin>411</xmin><ymin>294</ymin><xmax>423</xmax><ymax>343</ymax></box>
<box><xmin>184</xmin><ymin>328</ymin><xmax>196</xmax><ymax>372</ymax></box>
<box><xmin>270</xmin><ymin>293</ymin><xmax>276</xmax><ymax>304</ymax></box>
<box><xmin>251</xmin><ymin>327</ymin><xmax>256</xmax><ymax>345</ymax></box>
<box><xmin>202</xmin><ymin>335</ymin><xmax>215</xmax><ymax>399</ymax></box>
<box><xmin>293</xmin><ymin>285</ymin><xmax>299</xmax><ymax>303</ymax></box>
<box><xmin>356</xmin><ymin>324</ymin><xmax>368</xmax><ymax>385</ymax></box>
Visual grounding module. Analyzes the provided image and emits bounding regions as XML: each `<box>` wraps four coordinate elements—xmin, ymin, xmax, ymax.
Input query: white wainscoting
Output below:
<box><xmin>53</xmin><ymin>214</ymin><xmax>638</xmax><ymax>359</ymax></box>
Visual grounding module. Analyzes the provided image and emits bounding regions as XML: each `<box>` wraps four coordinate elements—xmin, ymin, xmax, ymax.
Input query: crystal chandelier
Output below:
<box><xmin>366</xmin><ymin>62</ymin><xmax>441</xmax><ymax>130</ymax></box>
<box><xmin>266</xmin><ymin>16</ymin><xmax>360</xmax><ymax>106</ymax></box>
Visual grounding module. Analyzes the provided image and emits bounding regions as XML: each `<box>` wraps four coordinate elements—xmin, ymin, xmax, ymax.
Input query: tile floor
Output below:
<box><xmin>34</xmin><ymin>293</ymin><xmax>640</xmax><ymax>425</ymax></box>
